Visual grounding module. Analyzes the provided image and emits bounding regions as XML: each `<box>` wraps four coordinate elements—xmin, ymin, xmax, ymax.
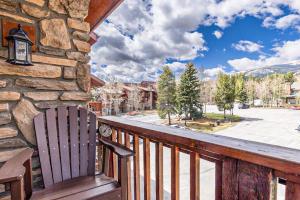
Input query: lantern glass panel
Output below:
<box><xmin>27</xmin><ymin>45</ymin><xmax>32</xmax><ymax>63</ymax></box>
<box><xmin>15</xmin><ymin>40</ymin><xmax>27</xmax><ymax>61</ymax></box>
<box><xmin>8</xmin><ymin>40</ymin><xmax>15</xmax><ymax>61</ymax></box>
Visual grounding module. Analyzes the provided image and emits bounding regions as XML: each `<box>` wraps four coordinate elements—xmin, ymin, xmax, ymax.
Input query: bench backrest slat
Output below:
<box><xmin>34</xmin><ymin>106</ymin><xmax>97</xmax><ymax>188</ymax></box>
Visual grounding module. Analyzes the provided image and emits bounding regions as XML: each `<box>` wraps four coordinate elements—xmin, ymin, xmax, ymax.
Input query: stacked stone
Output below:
<box><xmin>0</xmin><ymin>0</ymin><xmax>92</xmax><ymax>193</ymax></box>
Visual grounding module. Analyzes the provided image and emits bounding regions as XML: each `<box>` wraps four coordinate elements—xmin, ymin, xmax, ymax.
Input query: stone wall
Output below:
<box><xmin>0</xmin><ymin>0</ymin><xmax>92</xmax><ymax>193</ymax></box>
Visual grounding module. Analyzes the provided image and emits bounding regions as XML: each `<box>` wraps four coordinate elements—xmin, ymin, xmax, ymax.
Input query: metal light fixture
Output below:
<box><xmin>6</xmin><ymin>24</ymin><xmax>33</xmax><ymax>66</ymax></box>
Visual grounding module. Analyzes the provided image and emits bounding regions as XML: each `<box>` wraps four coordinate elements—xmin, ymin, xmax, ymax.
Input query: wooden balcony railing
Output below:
<box><xmin>98</xmin><ymin>116</ymin><xmax>300</xmax><ymax>200</ymax></box>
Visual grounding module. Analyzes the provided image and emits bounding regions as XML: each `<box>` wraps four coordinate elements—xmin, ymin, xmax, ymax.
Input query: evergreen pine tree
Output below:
<box><xmin>157</xmin><ymin>66</ymin><xmax>177</xmax><ymax>125</ymax></box>
<box><xmin>177</xmin><ymin>63</ymin><xmax>202</xmax><ymax>125</ymax></box>
<box><xmin>215</xmin><ymin>73</ymin><xmax>235</xmax><ymax>118</ymax></box>
<box><xmin>235</xmin><ymin>73</ymin><xmax>248</xmax><ymax>104</ymax></box>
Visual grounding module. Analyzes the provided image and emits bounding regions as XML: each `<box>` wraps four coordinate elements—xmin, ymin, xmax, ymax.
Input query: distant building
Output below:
<box><xmin>89</xmin><ymin>75</ymin><xmax>105</xmax><ymax>116</ymax></box>
<box><xmin>92</xmin><ymin>81</ymin><xmax>157</xmax><ymax>116</ymax></box>
<box><xmin>284</xmin><ymin>75</ymin><xmax>300</xmax><ymax>105</ymax></box>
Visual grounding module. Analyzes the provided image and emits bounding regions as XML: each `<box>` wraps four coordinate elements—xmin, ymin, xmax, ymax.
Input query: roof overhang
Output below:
<box><xmin>91</xmin><ymin>74</ymin><xmax>105</xmax><ymax>88</ymax></box>
<box><xmin>85</xmin><ymin>0</ymin><xmax>124</xmax><ymax>45</ymax></box>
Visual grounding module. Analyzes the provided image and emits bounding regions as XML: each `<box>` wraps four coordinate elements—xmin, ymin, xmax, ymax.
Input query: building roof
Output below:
<box><xmin>91</xmin><ymin>74</ymin><xmax>105</xmax><ymax>88</ymax></box>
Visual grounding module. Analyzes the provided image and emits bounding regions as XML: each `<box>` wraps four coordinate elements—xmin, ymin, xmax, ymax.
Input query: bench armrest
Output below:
<box><xmin>99</xmin><ymin>138</ymin><xmax>134</xmax><ymax>158</ymax></box>
<box><xmin>0</xmin><ymin>148</ymin><xmax>33</xmax><ymax>184</ymax></box>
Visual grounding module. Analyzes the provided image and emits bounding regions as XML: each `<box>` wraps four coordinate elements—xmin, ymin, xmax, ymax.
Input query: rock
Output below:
<box><xmin>24</xmin><ymin>92</ymin><xmax>60</xmax><ymax>101</ymax></box>
<box><xmin>48</xmin><ymin>0</ymin><xmax>67</xmax><ymax>14</ymax></box>
<box><xmin>0</xmin><ymin>0</ymin><xmax>17</xmax><ymax>12</ymax></box>
<box><xmin>0</xmin><ymin>103</ymin><xmax>9</xmax><ymax>112</ymax></box>
<box><xmin>16</xmin><ymin>78</ymin><xmax>79</xmax><ymax>91</ymax></box>
<box><xmin>0</xmin><ymin>80</ymin><xmax>6</xmax><ymax>88</ymax></box>
<box><xmin>0</xmin><ymin>59</ymin><xmax>61</xmax><ymax>78</ymax></box>
<box><xmin>26</xmin><ymin>0</ymin><xmax>45</xmax><ymax>7</ymax></box>
<box><xmin>0</xmin><ymin>127</ymin><xmax>18</xmax><ymax>139</ymax></box>
<box><xmin>61</xmin><ymin>0</ymin><xmax>91</xmax><ymax>19</ymax></box>
<box><xmin>0</xmin><ymin>138</ymin><xmax>27</xmax><ymax>148</ymax></box>
<box><xmin>39</xmin><ymin>46</ymin><xmax>65</xmax><ymax>57</ymax></box>
<box><xmin>21</xmin><ymin>4</ymin><xmax>50</xmax><ymax>18</ymax></box>
<box><xmin>0</xmin><ymin>50</ymin><xmax>7</xmax><ymax>58</ymax></box>
<box><xmin>32</xmin><ymin>54</ymin><xmax>77</xmax><ymax>67</ymax></box>
<box><xmin>66</xmin><ymin>51</ymin><xmax>89</xmax><ymax>62</ymax></box>
<box><xmin>60</xmin><ymin>92</ymin><xmax>91</xmax><ymax>101</ymax></box>
<box><xmin>0</xmin><ymin>112</ymin><xmax>11</xmax><ymax>125</ymax></box>
<box><xmin>73</xmin><ymin>31</ymin><xmax>90</xmax><ymax>42</ymax></box>
<box><xmin>67</xmin><ymin>18</ymin><xmax>90</xmax><ymax>32</ymax></box>
<box><xmin>0</xmin><ymin>91</ymin><xmax>21</xmax><ymax>101</ymax></box>
<box><xmin>35</xmin><ymin>101</ymin><xmax>78</xmax><ymax>109</ymax></box>
<box><xmin>0</xmin><ymin>148</ymin><xmax>27</xmax><ymax>162</ymax></box>
<box><xmin>0</xmin><ymin>10</ymin><xmax>34</xmax><ymax>24</ymax></box>
<box><xmin>73</xmin><ymin>39</ymin><xmax>91</xmax><ymax>53</ymax></box>
<box><xmin>40</xmin><ymin>19</ymin><xmax>71</xmax><ymax>50</ymax></box>
<box><xmin>77</xmin><ymin>64</ymin><xmax>90</xmax><ymax>92</ymax></box>
<box><xmin>13</xmin><ymin>99</ymin><xmax>40</xmax><ymax>145</ymax></box>
<box><xmin>64</xmin><ymin>67</ymin><xmax>76</xmax><ymax>79</ymax></box>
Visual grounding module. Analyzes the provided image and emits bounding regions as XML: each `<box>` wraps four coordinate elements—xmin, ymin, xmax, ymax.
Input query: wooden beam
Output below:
<box><xmin>86</xmin><ymin>0</ymin><xmax>124</xmax><ymax>31</ymax></box>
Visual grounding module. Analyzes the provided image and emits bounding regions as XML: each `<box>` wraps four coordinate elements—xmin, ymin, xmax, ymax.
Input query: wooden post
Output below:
<box><xmin>190</xmin><ymin>152</ymin><xmax>200</xmax><ymax>200</ymax></box>
<box><xmin>156</xmin><ymin>142</ymin><xmax>164</xmax><ymax>200</ymax></box>
<box><xmin>171</xmin><ymin>146</ymin><xmax>179</xmax><ymax>200</ymax></box>
<box><xmin>222</xmin><ymin>158</ymin><xmax>238</xmax><ymax>200</ymax></box>
<box><xmin>11</xmin><ymin>179</ymin><xmax>24</xmax><ymax>200</ymax></box>
<box><xmin>286</xmin><ymin>181</ymin><xmax>300</xmax><ymax>200</ymax></box>
<box><xmin>223</xmin><ymin>158</ymin><xmax>273</xmax><ymax>200</ymax></box>
<box><xmin>133</xmin><ymin>135</ymin><xmax>140</xmax><ymax>200</ymax></box>
<box><xmin>215</xmin><ymin>161</ymin><xmax>222</xmax><ymax>200</ymax></box>
<box><xmin>24</xmin><ymin>158</ymin><xmax>33</xmax><ymax>199</ymax></box>
<box><xmin>143</xmin><ymin>138</ymin><xmax>151</xmax><ymax>200</ymax></box>
<box><xmin>125</xmin><ymin>132</ymin><xmax>132</xmax><ymax>200</ymax></box>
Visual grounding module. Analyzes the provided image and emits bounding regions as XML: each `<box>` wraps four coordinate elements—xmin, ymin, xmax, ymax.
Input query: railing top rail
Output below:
<box><xmin>98</xmin><ymin>116</ymin><xmax>300</xmax><ymax>175</ymax></box>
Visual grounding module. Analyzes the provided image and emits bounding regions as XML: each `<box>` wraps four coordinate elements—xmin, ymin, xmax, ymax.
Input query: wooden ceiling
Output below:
<box><xmin>85</xmin><ymin>0</ymin><xmax>124</xmax><ymax>32</ymax></box>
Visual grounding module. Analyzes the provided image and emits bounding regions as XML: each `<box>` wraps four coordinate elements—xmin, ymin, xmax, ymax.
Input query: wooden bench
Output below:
<box><xmin>0</xmin><ymin>106</ymin><xmax>133</xmax><ymax>200</ymax></box>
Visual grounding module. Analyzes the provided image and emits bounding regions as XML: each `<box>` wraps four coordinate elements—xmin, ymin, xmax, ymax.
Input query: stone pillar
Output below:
<box><xmin>0</xmin><ymin>0</ymin><xmax>92</xmax><ymax>191</ymax></box>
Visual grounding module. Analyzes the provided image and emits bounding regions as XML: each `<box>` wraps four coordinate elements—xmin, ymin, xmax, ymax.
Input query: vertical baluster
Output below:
<box><xmin>215</xmin><ymin>161</ymin><xmax>222</xmax><ymax>200</ymax></box>
<box><xmin>144</xmin><ymin>138</ymin><xmax>151</xmax><ymax>200</ymax></box>
<box><xmin>117</xmin><ymin>129</ymin><xmax>123</xmax><ymax>144</ymax></box>
<box><xmin>133</xmin><ymin>135</ymin><xmax>141</xmax><ymax>200</ymax></box>
<box><xmin>190</xmin><ymin>152</ymin><xmax>200</xmax><ymax>200</ymax></box>
<box><xmin>117</xmin><ymin>129</ymin><xmax>122</xmax><ymax>182</ymax></box>
<box><xmin>171</xmin><ymin>146</ymin><xmax>179</xmax><ymax>200</ymax></box>
<box><xmin>156</xmin><ymin>142</ymin><xmax>164</xmax><ymax>200</ymax></box>
<box><xmin>112</xmin><ymin>128</ymin><xmax>118</xmax><ymax>180</ymax></box>
<box><xmin>125</xmin><ymin>132</ymin><xmax>132</xmax><ymax>200</ymax></box>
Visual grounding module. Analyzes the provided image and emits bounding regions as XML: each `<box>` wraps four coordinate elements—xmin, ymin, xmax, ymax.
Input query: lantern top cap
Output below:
<box><xmin>6</xmin><ymin>24</ymin><xmax>33</xmax><ymax>45</ymax></box>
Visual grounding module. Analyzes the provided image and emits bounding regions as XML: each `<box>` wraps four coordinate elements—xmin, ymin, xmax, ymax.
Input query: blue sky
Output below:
<box><xmin>91</xmin><ymin>0</ymin><xmax>300</xmax><ymax>82</ymax></box>
<box><xmin>194</xmin><ymin>15</ymin><xmax>300</xmax><ymax>71</ymax></box>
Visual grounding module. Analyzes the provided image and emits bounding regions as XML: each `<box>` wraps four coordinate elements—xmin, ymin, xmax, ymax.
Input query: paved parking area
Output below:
<box><xmin>124</xmin><ymin>106</ymin><xmax>300</xmax><ymax>199</ymax></box>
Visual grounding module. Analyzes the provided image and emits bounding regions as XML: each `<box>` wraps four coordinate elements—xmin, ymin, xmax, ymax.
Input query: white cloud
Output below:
<box><xmin>213</xmin><ymin>30</ymin><xmax>223</xmax><ymax>39</ymax></box>
<box><xmin>204</xmin><ymin>66</ymin><xmax>225</xmax><ymax>77</ymax></box>
<box><xmin>263</xmin><ymin>14</ymin><xmax>300</xmax><ymax>30</ymax></box>
<box><xmin>91</xmin><ymin>0</ymin><xmax>300</xmax><ymax>82</ymax></box>
<box><xmin>232</xmin><ymin>40</ymin><xmax>263</xmax><ymax>53</ymax></box>
<box><xmin>165</xmin><ymin>62</ymin><xmax>186</xmax><ymax>73</ymax></box>
<box><xmin>228</xmin><ymin>39</ymin><xmax>300</xmax><ymax>71</ymax></box>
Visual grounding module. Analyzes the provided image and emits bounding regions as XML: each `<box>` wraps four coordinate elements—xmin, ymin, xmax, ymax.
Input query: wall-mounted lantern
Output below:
<box><xmin>6</xmin><ymin>24</ymin><xmax>33</xmax><ymax>66</ymax></box>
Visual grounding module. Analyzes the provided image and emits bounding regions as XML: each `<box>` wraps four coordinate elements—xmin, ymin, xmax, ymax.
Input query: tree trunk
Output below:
<box><xmin>224</xmin><ymin>109</ymin><xmax>226</xmax><ymax>119</ymax></box>
<box><xmin>168</xmin><ymin>112</ymin><xmax>171</xmax><ymax>125</ymax></box>
<box><xmin>184</xmin><ymin>110</ymin><xmax>187</xmax><ymax>126</ymax></box>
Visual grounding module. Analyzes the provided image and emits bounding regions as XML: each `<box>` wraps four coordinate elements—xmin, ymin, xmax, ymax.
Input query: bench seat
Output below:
<box><xmin>31</xmin><ymin>174</ymin><xmax>121</xmax><ymax>200</ymax></box>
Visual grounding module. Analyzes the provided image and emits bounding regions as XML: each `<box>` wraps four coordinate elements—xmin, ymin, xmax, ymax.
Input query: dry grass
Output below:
<box><xmin>165</xmin><ymin>112</ymin><xmax>242</xmax><ymax>133</ymax></box>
